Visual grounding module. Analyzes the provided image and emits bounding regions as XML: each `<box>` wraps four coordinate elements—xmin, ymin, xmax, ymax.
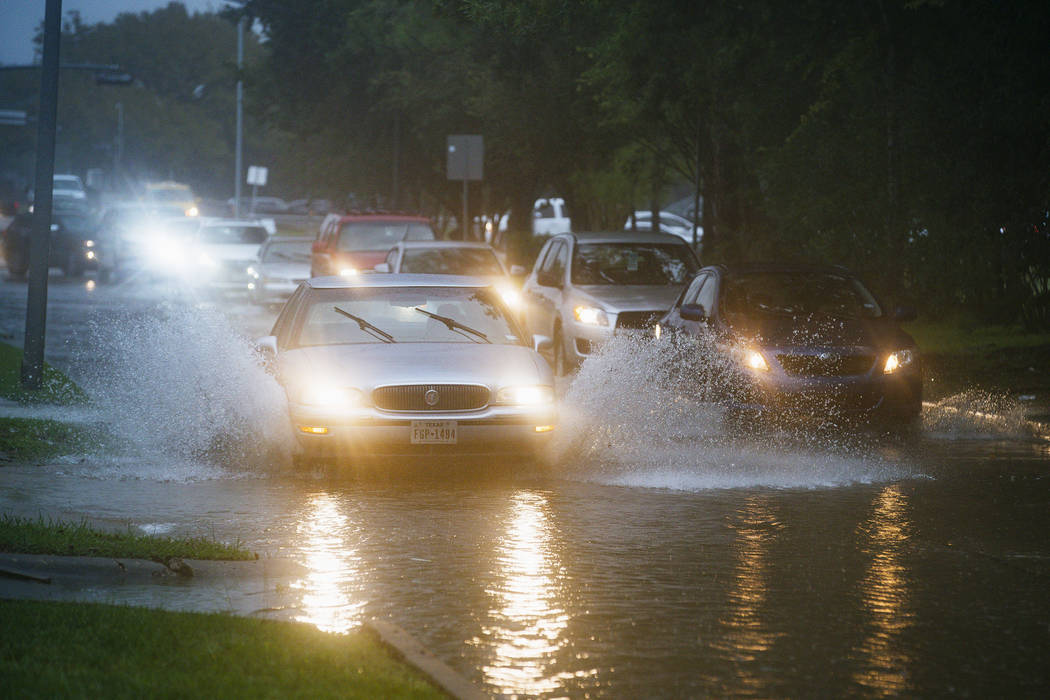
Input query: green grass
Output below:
<box><xmin>0</xmin><ymin>341</ymin><xmax>88</xmax><ymax>405</ymax></box>
<box><xmin>0</xmin><ymin>600</ymin><xmax>447</xmax><ymax>699</ymax></box>
<box><xmin>0</xmin><ymin>416</ymin><xmax>101</xmax><ymax>462</ymax></box>
<box><xmin>903</xmin><ymin>318</ymin><xmax>1050</xmax><ymax>355</ymax></box>
<box><xmin>0</xmin><ymin>514</ymin><xmax>256</xmax><ymax>560</ymax></box>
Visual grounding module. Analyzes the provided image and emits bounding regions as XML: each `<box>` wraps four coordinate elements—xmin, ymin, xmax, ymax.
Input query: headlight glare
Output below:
<box><xmin>883</xmin><ymin>349</ymin><xmax>915</xmax><ymax>374</ymax></box>
<box><xmin>495</xmin><ymin>385</ymin><xmax>554</xmax><ymax>405</ymax></box>
<box><xmin>732</xmin><ymin>345</ymin><xmax>770</xmax><ymax>372</ymax></box>
<box><xmin>574</xmin><ymin>305</ymin><xmax>609</xmax><ymax>326</ymax></box>
<box><xmin>298</xmin><ymin>384</ymin><xmax>363</xmax><ymax>408</ymax></box>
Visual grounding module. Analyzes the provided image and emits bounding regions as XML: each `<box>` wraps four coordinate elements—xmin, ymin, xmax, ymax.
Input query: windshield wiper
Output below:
<box><xmin>414</xmin><ymin>306</ymin><xmax>491</xmax><ymax>343</ymax></box>
<box><xmin>333</xmin><ymin>306</ymin><xmax>396</xmax><ymax>343</ymax></box>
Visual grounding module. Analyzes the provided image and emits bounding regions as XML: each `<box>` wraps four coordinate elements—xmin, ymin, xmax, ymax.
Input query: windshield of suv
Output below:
<box><xmin>723</xmin><ymin>271</ymin><xmax>883</xmax><ymax>320</ymax></box>
<box><xmin>399</xmin><ymin>248</ymin><xmax>503</xmax><ymax>276</ymax></box>
<box><xmin>200</xmin><ymin>225</ymin><xmax>268</xmax><ymax>244</ymax></box>
<box><xmin>295</xmin><ymin>286</ymin><xmax>522</xmax><ymax>346</ymax></box>
<box><xmin>338</xmin><ymin>221</ymin><xmax>435</xmax><ymax>251</ymax></box>
<box><xmin>262</xmin><ymin>240</ymin><xmax>312</xmax><ymax>263</ymax></box>
<box><xmin>571</xmin><ymin>243</ymin><xmax>698</xmax><ymax>285</ymax></box>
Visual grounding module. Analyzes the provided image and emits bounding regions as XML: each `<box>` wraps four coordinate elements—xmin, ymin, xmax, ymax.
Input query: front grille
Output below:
<box><xmin>372</xmin><ymin>384</ymin><xmax>490</xmax><ymax>411</ymax></box>
<box><xmin>777</xmin><ymin>353</ymin><xmax>875</xmax><ymax>377</ymax></box>
<box><xmin>616</xmin><ymin>310</ymin><xmax>662</xmax><ymax>330</ymax></box>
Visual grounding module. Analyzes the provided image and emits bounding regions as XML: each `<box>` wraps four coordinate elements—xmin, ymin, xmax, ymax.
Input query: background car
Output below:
<box><xmin>311</xmin><ymin>213</ymin><xmax>436</xmax><ymax>277</ymax></box>
<box><xmin>257</xmin><ymin>274</ymin><xmax>556</xmax><ymax>465</ymax></box>
<box><xmin>191</xmin><ymin>219</ymin><xmax>270</xmax><ymax>292</ymax></box>
<box><xmin>655</xmin><ymin>263</ymin><xmax>922</xmax><ymax>426</ymax></box>
<box><xmin>2</xmin><ymin>210</ymin><xmax>104</xmax><ymax>279</ymax></box>
<box><xmin>624</xmin><ymin>210</ymin><xmax>701</xmax><ymax>244</ymax></box>
<box><xmin>247</xmin><ymin>236</ymin><xmax>312</xmax><ymax>305</ymax></box>
<box><xmin>145</xmin><ymin>181</ymin><xmax>199</xmax><ymax>217</ymax></box>
<box><xmin>247</xmin><ymin>196</ymin><xmax>289</xmax><ymax>215</ymax></box>
<box><xmin>522</xmin><ymin>231</ymin><xmax>700</xmax><ymax>374</ymax></box>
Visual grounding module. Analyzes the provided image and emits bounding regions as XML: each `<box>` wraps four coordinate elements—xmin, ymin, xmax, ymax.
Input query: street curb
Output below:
<box><xmin>366</xmin><ymin>620</ymin><xmax>489</xmax><ymax>700</ymax></box>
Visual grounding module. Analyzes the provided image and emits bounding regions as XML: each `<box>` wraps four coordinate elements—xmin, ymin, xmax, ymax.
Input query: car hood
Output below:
<box><xmin>259</xmin><ymin>261</ymin><xmax>310</xmax><ymax>279</ymax></box>
<box><xmin>202</xmin><ymin>243</ymin><xmax>261</xmax><ymax>261</ymax></box>
<box><xmin>726</xmin><ymin>313</ymin><xmax>915</xmax><ymax>351</ymax></box>
<box><xmin>574</xmin><ymin>284</ymin><xmax>684</xmax><ymax>313</ymax></box>
<box><xmin>280</xmin><ymin>342</ymin><xmax>552</xmax><ymax>391</ymax></box>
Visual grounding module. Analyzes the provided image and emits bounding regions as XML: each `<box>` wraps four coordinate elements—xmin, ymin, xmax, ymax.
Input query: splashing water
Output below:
<box><xmin>922</xmin><ymin>390</ymin><xmax>1036</xmax><ymax>440</ymax></box>
<box><xmin>551</xmin><ymin>333</ymin><xmax>917</xmax><ymax>490</ymax></box>
<box><xmin>71</xmin><ymin>301</ymin><xmax>294</xmax><ymax>479</ymax></box>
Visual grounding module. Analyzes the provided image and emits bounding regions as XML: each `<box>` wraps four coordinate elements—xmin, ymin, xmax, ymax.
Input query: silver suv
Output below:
<box><xmin>522</xmin><ymin>231</ymin><xmax>700</xmax><ymax>374</ymax></box>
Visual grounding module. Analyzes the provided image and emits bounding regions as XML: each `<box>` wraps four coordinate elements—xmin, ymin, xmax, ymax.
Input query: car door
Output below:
<box><xmin>661</xmin><ymin>272</ymin><xmax>708</xmax><ymax>334</ymax></box>
<box><xmin>524</xmin><ymin>238</ymin><xmax>564</xmax><ymax>337</ymax></box>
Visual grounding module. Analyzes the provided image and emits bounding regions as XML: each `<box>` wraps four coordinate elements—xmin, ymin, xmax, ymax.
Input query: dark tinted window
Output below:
<box><xmin>571</xmin><ymin>243</ymin><xmax>698</xmax><ymax>285</ymax></box>
<box><xmin>722</xmin><ymin>271</ymin><xmax>883</xmax><ymax>319</ymax></box>
<box><xmin>338</xmin><ymin>221</ymin><xmax>435</xmax><ymax>250</ymax></box>
<box><xmin>399</xmin><ymin>248</ymin><xmax>503</xmax><ymax>276</ymax></box>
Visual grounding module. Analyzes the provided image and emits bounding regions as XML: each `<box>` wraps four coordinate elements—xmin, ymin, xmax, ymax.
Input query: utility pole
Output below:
<box><xmin>234</xmin><ymin>15</ymin><xmax>245</xmax><ymax>218</ymax></box>
<box><xmin>21</xmin><ymin>0</ymin><xmax>62</xmax><ymax>390</ymax></box>
<box><xmin>114</xmin><ymin>101</ymin><xmax>124</xmax><ymax>175</ymax></box>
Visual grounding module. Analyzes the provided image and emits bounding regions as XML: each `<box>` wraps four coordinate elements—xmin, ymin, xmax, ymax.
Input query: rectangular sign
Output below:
<box><xmin>410</xmin><ymin>420</ymin><xmax>457</xmax><ymax>444</ymax></box>
<box><xmin>446</xmin><ymin>135</ymin><xmax>483</xmax><ymax>181</ymax></box>
<box><xmin>246</xmin><ymin>165</ymin><xmax>268</xmax><ymax>186</ymax></box>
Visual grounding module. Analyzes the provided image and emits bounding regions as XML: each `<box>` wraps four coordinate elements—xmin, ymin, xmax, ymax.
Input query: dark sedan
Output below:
<box><xmin>655</xmin><ymin>263</ymin><xmax>922</xmax><ymax>426</ymax></box>
<box><xmin>2</xmin><ymin>210</ymin><xmax>105</xmax><ymax>279</ymax></box>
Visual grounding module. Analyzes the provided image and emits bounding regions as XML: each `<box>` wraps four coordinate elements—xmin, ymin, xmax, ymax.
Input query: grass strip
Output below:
<box><xmin>0</xmin><ymin>514</ymin><xmax>256</xmax><ymax>561</ymax></box>
<box><xmin>0</xmin><ymin>341</ymin><xmax>88</xmax><ymax>405</ymax></box>
<box><xmin>0</xmin><ymin>599</ymin><xmax>447</xmax><ymax>699</ymax></box>
<box><xmin>0</xmin><ymin>416</ymin><xmax>100</xmax><ymax>462</ymax></box>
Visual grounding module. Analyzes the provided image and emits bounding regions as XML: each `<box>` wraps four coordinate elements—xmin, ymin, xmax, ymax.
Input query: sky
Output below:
<box><xmin>0</xmin><ymin>1</ymin><xmax>227</xmax><ymax>66</ymax></box>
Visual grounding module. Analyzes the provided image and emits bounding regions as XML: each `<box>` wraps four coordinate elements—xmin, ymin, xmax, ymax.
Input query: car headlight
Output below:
<box><xmin>84</xmin><ymin>239</ymin><xmax>95</xmax><ymax>248</ymax></box>
<box><xmin>496</xmin><ymin>284</ymin><xmax>521</xmax><ymax>309</ymax></box>
<box><xmin>883</xmin><ymin>349</ymin><xmax>916</xmax><ymax>374</ymax></box>
<box><xmin>573</xmin><ymin>305</ymin><xmax>609</xmax><ymax>326</ymax></box>
<box><xmin>198</xmin><ymin>252</ymin><xmax>218</xmax><ymax>268</ymax></box>
<box><xmin>653</xmin><ymin>323</ymin><xmax>662</xmax><ymax>340</ymax></box>
<box><xmin>296</xmin><ymin>383</ymin><xmax>363</xmax><ymax>409</ymax></box>
<box><xmin>731</xmin><ymin>345</ymin><xmax>770</xmax><ymax>372</ymax></box>
<box><xmin>186</xmin><ymin>206</ymin><xmax>200</xmax><ymax>217</ymax></box>
<box><xmin>246</xmin><ymin>266</ymin><xmax>260</xmax><ymax>279</ymax></box>
<box><xmin>494</xmin><ymin>385</ymin><xmax>554</xmax><ymax>405</ymax></box>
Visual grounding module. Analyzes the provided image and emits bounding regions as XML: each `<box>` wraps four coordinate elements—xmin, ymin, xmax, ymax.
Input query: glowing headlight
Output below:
<box><xmin>732</xmin><ymin>346</ymin><xmax>770</xmax><ymax>372</ymax></box>
<box><xmin>246</xmin><ymin>266</ymin><xmax>260</xmax><ymax>279</ymax></box>
<box><xmin>186</xmin><ymin>206</ymin><xmax>200</xmax><ymax>217</ymax></box>
<box><xmin>883</xmin><ymin>349</ymin><xmax>915</xmax><ymax>374</ymax></box>
<box><xmin>85</xmin><ymin>250</ymin><xmax>96</xmax><ymax>260</ymax></box>
<box><xmin>297</xmin><ymin>384</ymin><xmax>363</xmax><ymax>408</ymax></box>
<box><xmin>496</xmin><ymin>284</ymin><xmax>521</xmax><ymax>309</ymax></box>
<box><xmin>654</xmin><ymin>323</ymin><xmax>662</xmax><ymax>340</ymax></box>
<box><xmin>84</xmin><ymin>239</ymin><xmax>95</xmax><ymax>248</ymax></box>
<box><xmin>574</xmin><ymin>305</ymin><xmax>609</xmax><ymax>326</ymax></box>
<box><xmin>495</xmin><ymin>385</ymin><xmax>554</xmax><ymax>405</ymax></box>
<box><xmin>198</xmin><ymin>252</ymin><xmax>218</xmax><ymax>267</ymax></box>
<box><xmin>339</xmin><ymin>268</ymin><xmax>358</xmax><ymax>277</ymax></box>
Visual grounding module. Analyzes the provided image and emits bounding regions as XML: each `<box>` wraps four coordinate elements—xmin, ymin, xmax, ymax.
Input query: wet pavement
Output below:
<box><xmin>2</xmin><ymin>270</ymin><xmax>1050</xmax><ymax>697</ymax></box>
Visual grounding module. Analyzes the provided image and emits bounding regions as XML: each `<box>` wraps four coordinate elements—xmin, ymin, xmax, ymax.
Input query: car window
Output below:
<box><xmin>571</xmin><ymin>243</ymin><xmax>698</xmax><ymax>285</ymax></box>
<box><xmin>293</xmin><ymin>286</ymin><xmax>524</xmax><ymax>346</ymax></box>
<box><xmin>535</xmin><ymin>203</ymin><xmax>555</xmax><ymax>218</ymax></box>
<box><xmin>200</xmin><ymin>225</ymin><xmax>268</xmax><ymax>244</ymax></box>
<box><xmin>399</xmin><ymin>248</ymin><xmax>504</xmax><ymax>276</ymax></box>
<box><xmin>539</xmin><ymin>241</ymin><xmax>563</xmax><ymax>274</ymax></box>
<box><xmin>722</xmin><ymin>271</ymin><xmax>883</xmax><ymax>319</ymax></box>
<box><xmin>338</xmin><ymin>221</ymin><xmax>435</xmax><ymax>250</ymax></box>
<box><xmin>272</xmin><ymin>284</ymin><xmax>307</xmax><ymax>348</ymax></box>
<box><xmin>262</xmin><ymin>240</ymin><xmax>312</xmax><ymax>263</ymax></box>
<box><xmin>681</xmin><ymin>274</ymin><xmax>707</xmax><ymax>306</ymax></box>
<box><xmin>695</xmin><ymin>275</ymin><xmax>718</xmax><ymax>316</ymax></box>
<box><xmin>533</xmin><ymin>240</ymin><xmax>555</xmax><ymax>272</ymax></box>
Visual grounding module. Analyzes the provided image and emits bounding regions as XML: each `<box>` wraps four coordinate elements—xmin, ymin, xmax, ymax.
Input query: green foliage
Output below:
<box><xmin>0</xmin><ymin>342</ymin><xmax>88</xmax><ymax>405</ymax></box>
<box><xmin>0</xmin><ymin>600</ymin><xmax>445</xmax><ymax>698</ymax></box>
<box><xmin>0</xmin><ymin>417</ymin><xmax>100</xmax><ymax>462</ymax></box>
<box><xmin>0</xmin><ymin>514</ymin><xmax>256</xmax><ymax>560</ymax></box>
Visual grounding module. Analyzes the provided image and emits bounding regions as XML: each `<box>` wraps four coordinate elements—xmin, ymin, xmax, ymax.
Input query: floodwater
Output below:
<box><xmin>2</xmin><ymin>273</ymin><xmax>1049</xmax><ymax>697</ymax></box>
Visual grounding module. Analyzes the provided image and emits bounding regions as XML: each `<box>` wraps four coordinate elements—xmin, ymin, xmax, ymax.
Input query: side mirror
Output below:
<box><xmin>536</xmin><ymin>270</ymin><xmax>561</xmax><ymax>288</ymax></box>
<box><xmin>680</xmin><ymin>303</ymin><xmax>706</xmax><ymax>322</ymax></box>
<box><xmin>373</xmin><ymin>262</ymin><xmax>391</xmax><ymax>273</ymax></box>
<box><xmin>532</xmin><ymin>334</ymin><xmax>553</xmax><ymax>353</ymax></box>
<box><xmin>893</xmin><ymin>305</ymin><xmax>917</xmax><ymax>322</ymax></box>
<box><xmin>509</xmin><ymin>264</ymin><xmax>526</xmax><ymax>277</ymax></box>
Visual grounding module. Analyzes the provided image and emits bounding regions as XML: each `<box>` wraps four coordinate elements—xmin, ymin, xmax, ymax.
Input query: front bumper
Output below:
<box><xmin>290</xmin><ymin>403</ymin><xmax>557</xmax><ymax>459</ymax></box>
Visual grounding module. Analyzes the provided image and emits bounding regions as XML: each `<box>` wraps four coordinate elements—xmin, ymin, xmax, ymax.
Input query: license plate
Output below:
<box><xmin>410</xmin><ymin>420</ymin><xmax>457</xmax><ymax>444</ymax></box>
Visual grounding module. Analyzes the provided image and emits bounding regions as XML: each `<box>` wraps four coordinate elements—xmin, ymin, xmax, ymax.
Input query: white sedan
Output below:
<box><xmin>257</xmin><ymin>274</ymin><xmax>556</xmax><ymax>465</ymax></box>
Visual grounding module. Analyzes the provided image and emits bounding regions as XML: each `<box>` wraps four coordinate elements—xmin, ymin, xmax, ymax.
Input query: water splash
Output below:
<box><xmin>551</xmin><ymin>333</ymin><xmax>915</xmax><ymax>490</ymax></box>
<box><xmin>71</xmin><ymin>300</ymin><xmax>294</xmax><ymax>479</ymax></box>
<box><xmin>922</xmin><ymin>390</ymin><xmax>1036</xmax><ymax>440</ymax></box>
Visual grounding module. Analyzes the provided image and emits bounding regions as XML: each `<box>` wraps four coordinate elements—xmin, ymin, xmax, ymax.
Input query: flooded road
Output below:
<box><xmin>2</xmin><ymin>272</ymin><xmax>1049</xmax><ymax>697</ymax></box>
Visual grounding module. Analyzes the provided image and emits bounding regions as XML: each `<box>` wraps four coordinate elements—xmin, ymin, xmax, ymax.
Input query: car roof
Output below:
<box><xmin>336</xmin><ymin>213</ymin><xmax>431</xmax><ymax>223</ymax></box>
<box><xmin>307</xmin><ymin>273</ymin><xmax>491</xmax><ymax>289</ymax></box>
<box><xmin>706</xmin><ymin>262</ymin><xmax>857</xmax><ymax>277</ymax></box>
<box><xmin>396</xmin><ymin>240</ymin><xmax>495</xmax><ymax>251</ymax></box>
<box><xmin>563</xmin><ymin>230</ymin><xmax>691</xmax><ymax>245</ymax></box>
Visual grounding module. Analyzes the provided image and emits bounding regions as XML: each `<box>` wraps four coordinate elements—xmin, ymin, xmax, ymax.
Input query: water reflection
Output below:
<box><xmin>852</xmin><ymin>485</ymin><xmax>913</xmax><ymax>695</ymax></box>
<box><xmin>292</xmin><ymin>492</ymin><xmax>366</xmax><ymax>634</ymax></box>
<box><xmin>715</xmin><ymin>496</ymin><xmax>784</xmax><ymax>695</ymax></box>
<box><xmin>478</xmin><ymin>490</ymin><xmax>584</xmax><ymax>696</ymax></box>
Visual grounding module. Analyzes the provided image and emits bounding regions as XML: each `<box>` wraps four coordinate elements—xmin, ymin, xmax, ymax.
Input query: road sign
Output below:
<box><xmin>0</xmin><ymin>109</ymin><xmax>27</xmax><ymax>126</ymax></box>
<box><xmin>246</xmin><ymin>165</ymin><xmax>268</xmax><ymax>186</ymax></box>
<box><xmin>447</xmin><ymin>135</ymin><xmax>483</xmax><ymax>181</ymax></box>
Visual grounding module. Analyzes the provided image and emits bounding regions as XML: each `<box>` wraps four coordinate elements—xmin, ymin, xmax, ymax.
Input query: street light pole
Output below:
<box><xmin>234</xmin><ymin>15</ymin><xmax>244</xmax><ymax>218</ymax></box>
<box><xmin>21</xmin><ymin>0</ymin><xmax>63</xmax><ymax>390</ymax></box>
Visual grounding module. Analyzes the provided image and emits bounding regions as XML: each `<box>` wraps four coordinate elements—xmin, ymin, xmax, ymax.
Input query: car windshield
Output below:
<box><xmin>722</xmin><ymin>271</ymin><xmax>883</xmax><ymax>320</ymax></box>
<box><xmin>53</xmin><ymin>177</ymin><xmax>84</xmax><ymax>192</ymax></box>
<box><xmin>399</xmin><ymin>248</ymin><xmax>503</xmax><ymax>276</ymax></box>
<box><xmin>294</xmin><ymin>286</ymin><xmax>523</xmax><ymax>346</ymax></box>
<box><xmin>262</xmin><ymin>240</ymin><xmax>312</xmax><ymax>263</ymax></box>
<box><xmin>571</xmin><ymin>242</ymin><xmax>698</xmax><ymax>285</ymax></box>
<box><xmin>200</xmin><ymin>225</ymin><xmax>268</xmax><ymax>244</ymax></box>
<box><xmin>149</xmin><ymin>188</ymin><xmax>192</xmax><ymax>202</ymax></box>
<box><xmin>338</xmin><ymin>221</ymin><xmax>434</xmax><ymax>251</ymax></box>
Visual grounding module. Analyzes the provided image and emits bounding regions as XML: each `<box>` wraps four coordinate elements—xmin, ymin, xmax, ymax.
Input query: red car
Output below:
<box><xmin>310</xmin><ymin>213</ymin><xmax>436</xmax><ymax>277</ymax></box>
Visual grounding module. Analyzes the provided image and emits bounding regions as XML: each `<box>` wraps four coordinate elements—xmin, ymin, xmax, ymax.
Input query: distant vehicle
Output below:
<box><xmin>286</xmin><ymin>198</ymin><xmax>333</xmax><ymax>216</ymax></box>
<box><xmin>52</xmin><ymin>174</ymin><xmax>87</xmax><ymax>201</ymax></box>
<box><xmin>625</xmin><ymin>210</ymin><xmax>701</xmax><ymax>244</ymax></box>
<box><xmin>145</xmin><ymin>181</ymin><xmax>199</xmax><ymax>217</ymax></box>
<box><xmin>654</xmin><ymin>263</ymin><xmax>922</xmax><ymax>427</ymax></box>
<box><xmin>248</xmin><ymin>196</ymin><xmax>289</xmax><ymax>215</ymax></box>
<box><xmin>192</xmin><ymin>219</ymin><xmax>270</xmax><ymax>292</ymax></box>
<box><xmin>489</xmin><ymin>197</ymin><xmax>572</xmax><ymax>240</ymax></box>
<box><xmin>311</xmin><ymin>213</ymin><xmax>436</xmax><ymax>277</ymax></box>
<box><xmin>374</xmin><ymin>240</ymin><xmax>527</xmax><ymax>310</ymax></box>
<box><xmin>255</xmin><ymin>274</ymin><xmax>556</xmax><ymax>466</ymax></box>
<box><xmin>247</xmin><ymin>236</ymin><xmax>312</xmax><ymax>305</ymax></box>
<box><xmin>2</xmin><ymin>211</ymin><xmax>102</xmax><ymax>279</ymax></box>
<box><xmin>522</xmin><ymin>231</ymin><xmax>700</xmax><ymax>374</ymax></box>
